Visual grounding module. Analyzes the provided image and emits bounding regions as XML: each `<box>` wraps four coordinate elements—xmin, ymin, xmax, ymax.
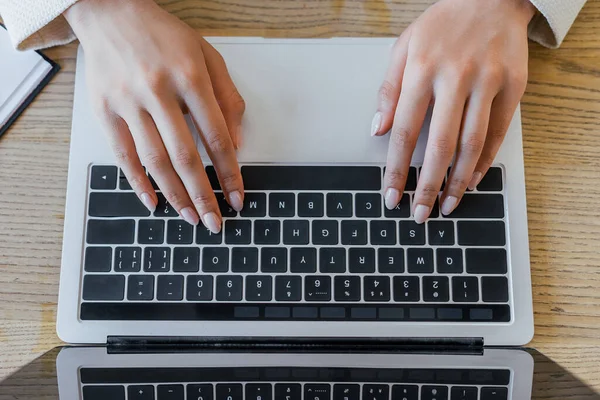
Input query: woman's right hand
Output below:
<box><xmin>64</xmin><ymin>0</ymin><xmax>246</xmax><ymax>233</ymax></box>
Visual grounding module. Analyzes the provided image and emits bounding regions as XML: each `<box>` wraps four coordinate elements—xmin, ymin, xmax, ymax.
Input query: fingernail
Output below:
<box><xmin>140</xmin><ymin>192</ymin><xmax>156</xmax><ymax>212</ymax></box>
<box><xmin>371</xmin><ymin>112</ymin><xmax>382</xmax><ymax>136</ymax></box>
<box><xmin>385</xmin><ymin>188</ymin><xmax>400</xmax><ymax>210</ymax></box>
<box><xmin>468</xmin><ymin>172</ymin><xmax>483</xmax><ymax>190</ymax></box>
<box><xmin>441</xmin><ymin>196</ymin><xmax>458</xmax><ymax>216</ymax></box>
<box><xmin>229</xmin><ymin>190</ymin><xmax>244</xmax><ymax>212</ymax></box>
<box><xmin>414</xmin><ymin>204</ymin><xmax>431</xmax><ymax>224</ymax></box>
<box><xmin>201</xmin><ymin>212</ymin><xmax>222</xmax><ymax>234</ymax></box>
<box><xmin>180</xmin><ymin>207</ymin><xmax>200</xmax><ymax>226</ymax></box>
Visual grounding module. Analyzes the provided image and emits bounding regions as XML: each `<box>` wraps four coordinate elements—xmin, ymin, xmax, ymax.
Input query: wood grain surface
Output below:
<box><xmin>1</xmin><ymin>0</ymin><xmax>600</xmax><ymax>392</ymax></box>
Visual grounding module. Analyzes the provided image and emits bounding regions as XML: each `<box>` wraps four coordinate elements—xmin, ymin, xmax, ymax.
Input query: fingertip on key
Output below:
<box><xmin>229</xmin><ymin>190</ymin><xmax>244</xmax><ymax>212</ymax></box>
<box><xmin>384</xmin><ymin>187</ymin><xmax>401</xmax><ymax>210</ymax></box>
<box><xmin>201</xmin><ymin>211</ymin><xmax>222</xmax><ymax>234</ymax></box>
<box><xmin>414</xmin><ymin>204</ymin><xmax>431</xmax><ymax>224</ymax></box>
<box><xmin>180</xmin><ymin>207</ymin><xmax>200</xmax><ymax>226</ymax></box>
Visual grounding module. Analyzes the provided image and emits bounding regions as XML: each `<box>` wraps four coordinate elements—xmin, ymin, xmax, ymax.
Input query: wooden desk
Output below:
<box><xmin>1</xmin><ymin>0</ymin><xmax>600</xmax><ymax>391</ymax></box>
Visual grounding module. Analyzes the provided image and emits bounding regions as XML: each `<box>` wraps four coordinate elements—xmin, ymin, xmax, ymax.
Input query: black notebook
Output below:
<box><xmin>0</xmin><ymin>24</ymin><xmax>60</xmax><ymax>139</ymax></box>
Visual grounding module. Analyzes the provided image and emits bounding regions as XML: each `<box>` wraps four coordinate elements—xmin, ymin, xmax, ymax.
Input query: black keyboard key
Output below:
<box><xmin>319</xmin><ymin>248</ymin><xmax>346</xmax><ymax>273</ymax></box>
<box><xmin>378</xmin><ymin>248</ymin><xmax>404</xmax><ymax>273</ymax></box>
<box><xmin>241</xmin><ymin>165</ymin><xmax>381</xmax><ymax>191</ymax></box>
<box><xmin>138</xmin><ymin>219</ymin><xmax>165</xmax><ymax>244</ymax></box>
<box><xmin>448</xmin><ymin>194</ymin><xmax>504</xmax><ymax>219</ymax></box>
<box><xmin>327</xmin><ymin>193</ymin><xmax>353</xmax><ymax>217</ymax></box>
<box><xmin>216</xmin><ymin>275</ymin><xmax>243</xmax><ymax>301</ymax></box>
<box><xmin>355</xmin><ymin>193</ymin><xmax>382</xmax><ymax>217</ymax></box>
<box><xmin>241</xmin><ymin>192</ymin><xmax>267</xmax><ymax>217</ymax></box>
<box><xmin>167</xmin><ymin>220</ymin><xmax>193</xmax><ymax>244</ymax></box>
<box><xmin>246</xmin><ymin>384</ymin><xmax>272</xmax><ymax>400</ymax></box>
<box><xmin>298</xmin><ymin>193</ymin><xmax>324</xmax><ymax>217</ymax></box>
<box><xmin>84</xmin><ymin>247</ymin><xmax>112</xmax><ymax>272</ymax></box>
<box><xmin>225</xmin><ymin>220</ymin><xmax>251</xmax><ymax>245</ymax></box>
<box><xmin>246</xmin><ymin>276</ymin><xmax>273</xmax><ymax>301</ymax></box>
<box><xmin>158</xmin><ymin>384</ymin><xmax>184</xmax><ymax>399</ymax></box>
<box><xmin>283</xmin><ymin>220</ymin><xmax>309</xmax><ymax>245</ymax></box>
<box><xmin>304</xmin><ymin>384</ymin><xmax>331</xmax><ymax>400</ymax></box>
<box><xmin>118</xmin><ymin>169</ymin><xmax>133</xmax><ymax>191</ymax></box>
<box><xmin>370</xmin><ymin>220</ymin><xmax>396</xmax><ymax>245</ymax></box>
<box><xmin>127</xmin><ymin>275</ymin><xmax>154</xmax><ymax>301</ymax></box>
<box><xmin>290</xmin><ymin>247</ymin><xmax>316</xmax><ymax>272</ymax></box>
<box><xmin>451</xmin><ymin>387</ymin><xmax>477</xmax><ymax>400</ymax></box>
<box><xmin>364</xmin><ymin>276</ymin><xmax>391</xmax><ymax>302</ymax></box>
<box><xmin>269</xmin><ymin>193</ymin><xmax>295</xmax><ymax>217</ymax></box>
<box><xmin>429</xmin><ymin>197</ymin><xmax>440</xmax><ymax>218</ymax></box>
<box><xmin>154</xmin><ymin>193</ymin><xmax>176</xmax><ymax>217</ymax></box>
<box><xmin>261</xmin><ymin>247</ymin><xmax>287</xmax><ymax>272</ymax></box>
<box><xmin>480</xmin><ymin>387</ymin><xmax>508</xmax><ymax>400</ymax></box>
<box><xmin>148</xmin><ymin>173</ymin><xmax>159</xmax><ymax>190</ymax></box>
<box><xmin>216</xmin><ymin>384</ymin><xmax>242</xmax><ymax>400</ymax></box>
<box><xmin>83</xmin><ymin>385</ymin><xmax>125</xmax><ymax>400</ymax></box>
<box><xmin>173</xmin><ymin>247</ymin><xmax>199</xmax><ymax>272</ymax></box>
<box><xmin>362</xmin><ymin>385</ymin><xmax>389</xmax><ymax>400</ymax></box>
<box><xmin>428</xmin><ymin>220</ymin><xmax>455</xmax><ymax>245</ymax></box>
<box><xmin>187</xmin><ymin>384</ymin><xmax>214</xmax><ymax>400</ymax></box>
<box><xmin>341</xmin><ymin>220</ymin><xmax>368</xmax><ymax>245</ymax></box>
<box><xmin>275</xmin><ymin>275</ymin><xmax>302</xmax><ymax>301</ymax></box>
<box><xmin>186</xmin><ymin>275</ymin><xmax>214</xmax><ymax>301</ymax></box>
<box><xmin>143</xmin><ymin>247</ymin><xmax>170</xmax><ymax>272</ymax></box>
<box><xmin>437</xmin><ymin>248</ymin><xmax>463</xmax><ymax>273</ymax></box>
<box><xmin>157</xmin><ymin>275</ymin><xmax>184</xmax><ymax>301</ymax></box>
<box><xmin>421</xmin><ymin>386</ymin><xmax>448</xmax><ymax>400</ymax></box>
<box><xmin>254</xmin><ymin>220</ymin><xmax>281</xmax><ymax>245</ymax></box>
<box><xmin>393</xmin><ymin>276</ymin><xmax>420</xmax><ymax>302</ymax></box>
<box><xmin>231</xmin><ymin>247</ymin><xmax>258</xmax><ymax>272</ymax></box>
<box><xmin>275</xmin><ymin>384</ymin><xmax>301</xmax><ymax>400</ymax></box>
<box><xmin>312</xmin><ymin>220</ymin><xmax>339</xmax><ymax>245</ymax></box>
<box><xmin>334</xmin><ymin>276</ymin><xmax>361</xmax><ymax>302</ymax></box>
<box><xmin>407</xmin><ymin>248</ymin><xmax>434</xmax><ymax>273</ymax></box>
<box><xmin>399</xmin><ymin>221</ymin><xmax>425</xmax><ymax>245</ymax></box>
<box><xmin>384</xmin><ymin>193</ymin><xmax>411</xmax><ymax>218</ymax></box>
<box><xmin>482</xmin><ymin>277</ymin><xmax>509</xmax><ymax>302</ymax></box>
<box><xmin>392</xmin><ymin>385</ymin><xmax>418</xmax><ymax>400</ymax></box>
<box><xmin>466</xmin><ymin>249</ymin><xmax>507</xmax><ymax>274</ymax></box>
<box><xmin>196</xmin><ymin>224</ymin><xmax>223</xmax><ymax>244</ymax></box>
<box><xmin>114</xmin><ymin>246</ymin><xmax>141</xmax><ymax>272</ymax></box>
<box><xmin>82</xmin><ymin>275</ymin><xmax>125</xmax><ymax>301</ymax></box>
<box><xmin>458</xmin><ymin>221</ymin><xmax>506</xmax><ymax>246</ymax></box>
<box><xmin>205</xmin><ymin>166</ymin><xmax>220</xmax><ymax>190</ymax></box>
<box><xmin>89</xmin><ymin>192</ymin><xmax>150</xmax><ymax>217</ymax></box>
<box><xmin>90</xmin><ymin>165</ymin><xmax>118</xmax><ymax>190</ymax></box>
<box><xmin>334</xmin><ymin>384</ymin><xmax>360</xmax><ymax>400</ymax></box>
<box><xmin>423</xmin><ymin>276</ymin><xmax>450</xmax><ymax>302</ymax></box>
<box><xmin>87</xmin><ymin>219</ymin><xmax>135</xmax><ymax>244</ymax></box>
<box><xmin>476</xmin><ymin>167</ymin><xmax>503</xmax><ymax>191</ymax></box>
<box><xmin>128</xmin><ymin>385</ymin><xmax>154</xmax><ymax>400</ymax></box>
<box><xmin>215</xmin><ymin>192</ymin><xmax>237</xmax><ymax>217</ymax></box>
<box><xmin>305</xmin><ymin>276</ymin><xmax>331</xmax><ymax>301</ymax></box>
<box><xmin>348</xmin><ymin>248</ymin><xmax>375</xmax><ymax>273</ymax></box>
<box><xmin>293</xmin><ymin>306</ymin><xmax>318</xmax><ymax>318</ymax></box>
<box><xmin>202</xmin><ymin>247</ymin><xmax>229</xmax><ymax>272</ymax></box>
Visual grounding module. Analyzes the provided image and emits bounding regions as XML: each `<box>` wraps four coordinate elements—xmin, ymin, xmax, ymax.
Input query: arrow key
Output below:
<box><xmin>91</xmin><ymin>165</ymin><xmax>117</xmax><ymax>190</ymax></box>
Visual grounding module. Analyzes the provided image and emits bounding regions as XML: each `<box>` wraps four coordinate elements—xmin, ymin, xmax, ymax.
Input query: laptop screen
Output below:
<box><xmin>0</xmin><ymin>347</ymin><xmax>597</xmax><ymax>399</ymax></box>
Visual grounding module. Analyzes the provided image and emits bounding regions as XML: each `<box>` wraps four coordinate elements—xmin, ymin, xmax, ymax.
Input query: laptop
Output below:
<box><xmin>57</xmin><ymin>37</ymin><xmax>533</xmax><ymax>347</ymax></box>
<box><xmin>1</xmin><ymin>346</ymin><xmax>599</xmax><ymax>399</ymax></box>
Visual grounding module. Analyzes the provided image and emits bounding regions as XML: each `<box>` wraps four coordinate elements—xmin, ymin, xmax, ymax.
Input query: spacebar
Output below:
<box><xmin>238</xmin><ymin>166</ymin><xmax>382</xmax><ymax>191</ymax></box>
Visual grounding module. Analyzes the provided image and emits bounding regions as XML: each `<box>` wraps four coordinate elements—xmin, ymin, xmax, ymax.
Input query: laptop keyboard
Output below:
<box><xmin>81</xmin><ymin>164</ymin><xmax>511</xmax><ymax>323</ymax></box>
<box><xmin>80</xmin><ymin>366</ymin><xmax>511</xmax><ymax>400</ymax></box>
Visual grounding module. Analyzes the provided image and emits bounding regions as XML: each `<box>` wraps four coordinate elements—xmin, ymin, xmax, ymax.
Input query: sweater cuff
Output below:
<box><xmin>527</xmin><ymin>0</ymin><xmax>586</xmax><ymax>48</ymax></box>
<box><xmin>0</xmin><ymin>0</ymin><xmax>80</xmax><ymax>50</ymax></box>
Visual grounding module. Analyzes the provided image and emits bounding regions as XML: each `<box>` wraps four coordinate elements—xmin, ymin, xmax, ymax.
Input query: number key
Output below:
<box><xmin>364</xmin><ymin>276</ymin><xmax>390</xmax><ymax>302</ymax></box>
<box><xmin>216</xmin><ymin>275</ymin><xmax>243</xmax><ymax>301</ymax></box>
<box><xmin>275</xmin><ymin>384</ymin><xmax>301</xmax><ymax>400</ymax></box>
<box><xmin>246</xmin><ymin>384</ymin><xmax>272</xmax><ymax>400</ymax></box>
<box><xmin>305</xmin><ymin>275</ymin><xmax>331</xmax><ymax>301</ymax></box>
<box><xmin>334</xmin><ymin>276</ymin><xmax>361</xmax><ymax>302</ymax></box>
<box><xmin>246</xmin><ymin>276</ymin><xmax>273</xmax><ymax>301</ymax></box>
<box><xmin>423</xmin><ymin>276</ymin><xmax>450</xmax><ymax>302</ymax></box>
<box><xmin>186</xmin><ymin>275</ymin><xmax>214</xmax><ymax>301</ymax></box>
<box><xmin>216</xmin><ymin>384</ymin><xmax>243</xmax><ymax>400</ymax></box>
<box><xmin>421</xmin><ymin>386</ymin><xmax>448</xmax><ymax>400</ymax></box>
<box><xmin>275</xmin><ymin>276</ymin><xmax>302</xmax><ymax>301</ymax></box>
<box><xmin>304</xmin><ymin>384</ymin><xmax>331</xmax><ymax>400</ymax></box>
<box><xmin>334</xmin><ymin>384</ymin><xmax>360</xmax><ymax>400</ymax></box>
<box><xmin>187</xmin><ymin>384</ymin><xmax>214</xmax><ymax>400</ymax></box>
<box><xmin>393</xmin><ymin>276</ymin><xmax>420</xmax><ymax>302</ymax></box>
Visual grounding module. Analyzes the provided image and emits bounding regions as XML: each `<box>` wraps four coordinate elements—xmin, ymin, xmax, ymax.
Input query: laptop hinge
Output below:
<box><xmin>107</xmin><ymin>336</ymin><xmax>484</xmax><ymax>355</ymax></box>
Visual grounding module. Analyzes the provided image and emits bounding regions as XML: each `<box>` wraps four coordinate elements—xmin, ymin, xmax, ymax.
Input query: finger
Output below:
<box><xmin>470</xmin><ymin>83</ymin><xmax>524</xmax><ymax>190</ymax></box>
<box><xmin>383</xmin><ymin>65</ymin><xmax>432</xmax><ymax>211</ymax></box>
<box><xmin>126</xmin><ymin>110</ymin><xmax>201</xmax><ymax>227</ymax></box>
<box><xmin>441</xmin><ymin>90</ymin><xmax>494</xmax><ymax>215</ymax></box>
<box><xmin>372</xmin><ymin>26</ymin><xmax>412</xmax><ymax>137</ymax></box>
<box><xmin>413</xmin><ymin>86</ymin><xmax>467</xmax><ymax>224</ymax></box>
<box><xmin>100</xmin><ymin>110</ymin><xmax>157</xmax><ymax>212</ymax></box>
<box><xmin>181</xmin><ymin>66</ymin><xmax>245</xmax><ymax>213</ymax></box>
<box><xmin>201</xmin><ymin>39</ymin><xmax>246</xmax><ymax>149</ymax></box>
<box><xmin>149</xmin><ymin>99</ymin><xmax>223</xmax><ymax>233</ymax></box>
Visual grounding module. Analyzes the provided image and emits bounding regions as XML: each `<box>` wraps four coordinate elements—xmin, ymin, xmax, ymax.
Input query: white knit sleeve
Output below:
<box><xmin>0</xmin><ymin>0</ymin><xmax>80</xmax><ymax>50</ymax></box>
<box><xmin>528</xmin><ymin>0</ymin><xmax>587</xmax><ymax>48</ymax></box>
